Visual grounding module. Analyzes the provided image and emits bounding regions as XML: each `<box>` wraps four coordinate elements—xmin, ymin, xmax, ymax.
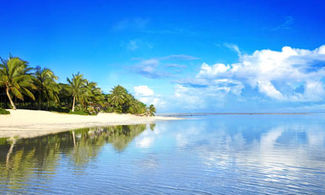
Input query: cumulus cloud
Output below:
<box><xmin>199</xmin><ymin>63</ymin><xmax>231</xmax><ymax>77</ymax></box>
<box><xmin>134</xmin><ymin>85</ymin><xmax>165</xmax><ymax>109</ymax></box>
<box><xmin>182</xmin><ymin>45</ymin><xmax>325</xmax><ymax>103</ymax></box>
<box><xmin>257</xmin><ymin>80</ymin><xmax>284</xmax><ymax>100</ymax></box>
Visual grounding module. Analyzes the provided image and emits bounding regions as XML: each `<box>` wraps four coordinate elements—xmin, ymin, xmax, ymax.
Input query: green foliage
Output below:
<box><xmin>0</xmin><ymin>55</ymin><xmax>36</xmax><ymax>109</ymax></box>
<box><xmin>83</xmin><ymin>81</ymin><xmax>105</xmax><ymax>114</ymax></box>
<box><xmin>0</xmin><ymin>107</ymin><xmax>10</xmax><ymax>114</ymax></box>
<box><xmin>0</xmin><ymin>137</ymin><xmax>9</xmax><ymax>145</ymax></box>
<box><xmin>0</xmin><ymin>124</ymin><xmax>152</xmax><ymax>187</ymax></box>
<box><xmin>105</xmin><ymin>85</ymin><xmax>154</xmax><ymax>115</ymax></box>
<box><xmin>67</xmin><ymin>73</ymin><xmax>88</xmax><ymax>112</ymax></box>
<box><xmin>127</xmin><ymin>100</ymin><xmax>147</xmax><ymax>114</ymax></box>
<box><xmin>0</xmin><ymin>55</ymin><xmax>156</xmax><ymax>115</ymax></box>
<box><xmin>107</xmin><ymin>85</ymin><xmax>130</xmax><ymax>113</ymax></box>
<box><xmin>34</xmin><ymin>66</ymin><xmax>60</xmax><ymax>108</ymax></box>
<box><xmin>148</xmin><ymin>104</ymin><xmax>156</xmax><ymax>116</ymax></box>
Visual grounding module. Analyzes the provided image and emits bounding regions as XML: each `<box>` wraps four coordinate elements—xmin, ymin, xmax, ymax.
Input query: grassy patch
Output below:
<box><xmin>0</xmin><ymin>108</ymin><xmax>10</xmax><ymax>115</ymax></box>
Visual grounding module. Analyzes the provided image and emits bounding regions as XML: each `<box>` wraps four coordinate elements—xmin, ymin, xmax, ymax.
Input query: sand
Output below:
<box><xmin>0</xmin><ymin>109</ymin><xmax>180</xmax><ymax>138</ymax></box>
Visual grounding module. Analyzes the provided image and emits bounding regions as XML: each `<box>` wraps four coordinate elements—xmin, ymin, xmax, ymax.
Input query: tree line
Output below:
<box><xmin>0</xmin><ymin>55</ymin><xmax>156</xmax><ymax>116</ymax></box>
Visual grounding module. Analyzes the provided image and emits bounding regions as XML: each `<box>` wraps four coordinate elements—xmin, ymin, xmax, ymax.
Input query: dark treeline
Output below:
<box><xmin>0</xmin><ymin>55</ymin><xmax>156</xmax><ymax>116</ymax></box>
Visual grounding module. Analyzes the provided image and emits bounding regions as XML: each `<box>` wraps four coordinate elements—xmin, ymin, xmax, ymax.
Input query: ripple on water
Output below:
<box><xmin>1</xmin><ymin>118</ymin><xmax>325</xmax><ymax>194</ymax></box>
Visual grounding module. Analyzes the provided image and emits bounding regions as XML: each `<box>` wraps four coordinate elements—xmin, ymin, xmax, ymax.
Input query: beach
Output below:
<box><xmin>0</xmin><ymin>109</ymin><xmax>179</xmax><ymax>138</ymax></box>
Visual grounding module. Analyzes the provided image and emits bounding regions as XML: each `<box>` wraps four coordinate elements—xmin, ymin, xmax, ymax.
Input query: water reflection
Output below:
<box><xmin>170</xmin><ymin>116</ymin><xmax>325</xmax><ymax>194</ymax></box>
<box><xmin>0</xmin><ymin>124</ymin><xmax>147</xmax><ymax>193</ymax></box>
<box><xmin>0</xmin><ymin>116</ymin><xmax>325</xmax><ymax>194</ymax></box>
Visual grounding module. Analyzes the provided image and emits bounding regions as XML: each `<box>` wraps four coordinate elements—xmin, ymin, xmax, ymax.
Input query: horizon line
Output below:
<box><xmin>157</xmin><ymin>112</ymin><xmax>325</xmax><ymax>116</ymax></box>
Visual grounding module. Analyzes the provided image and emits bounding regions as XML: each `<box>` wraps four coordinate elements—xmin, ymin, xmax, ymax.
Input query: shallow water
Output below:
<box><xmin>1</xmin><ymin>114</ymin><xmax>325</xmax><ymax>194</ymax></box>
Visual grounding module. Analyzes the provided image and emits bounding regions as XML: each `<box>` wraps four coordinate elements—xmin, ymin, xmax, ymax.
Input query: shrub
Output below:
<box><xmin>0</xmin><ymin>108</ymin><xmax>10</xmax><ymax>115</ymax></box>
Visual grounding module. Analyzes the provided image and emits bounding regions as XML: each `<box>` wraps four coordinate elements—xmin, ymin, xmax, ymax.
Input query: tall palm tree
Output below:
<box><xmin>67</xmin><ymin>73</ymin><xmax>87</xmax><ymax>112</ymax></box>
<box><xmin>34</xmin><ymin>66</ymin><xmax>60</xmax><ymax>109</ymax></box>
<box><xmin>0</xmin><ymin>56</ymin><xmax>36</xmax><ymax>109</ymax></box>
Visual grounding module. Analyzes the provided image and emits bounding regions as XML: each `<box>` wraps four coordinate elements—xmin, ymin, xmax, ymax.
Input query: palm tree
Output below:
<box><xmin>0</xmin><ymin>56</ymin><xmax>36</xmax><ymax>109</ymax></box>
<box><xmin>67</xmin><ymin>73</ymin><xmax>87</xmax><ymax>112</ymax></box>
<box><xmin>148</xmin><ymin>104</ymin><xmax>156</xmax><ymax>116</ymax></box>
<box><xmin>108</xmin><ymin>85</ymin><xmax>130</xmax><ymax>113</ymax></box>
<box><xmin>84</xmin><ymin>81</ymin><xmax>105</xmax><ymax>113</ymax></box>
<box><xmin>34</xmin><ymin>66</ymin><xmax>60</xmax><ymax>109</ymax></box>
<box><xmin>127</xmin><ymin>99</ymin><xmax>146</xmax><ymax>114</ymax></box>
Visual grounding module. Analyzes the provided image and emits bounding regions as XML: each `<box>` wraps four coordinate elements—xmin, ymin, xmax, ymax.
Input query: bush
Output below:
<box><xmin>0</xmin><ymin>108</ymin><xmax>10</xmax><ymax>115</ymax></box>
<box><xmin>48</xmin><ymin>106</ymin><xmax>70</xmax><ymax>113</ymax></box>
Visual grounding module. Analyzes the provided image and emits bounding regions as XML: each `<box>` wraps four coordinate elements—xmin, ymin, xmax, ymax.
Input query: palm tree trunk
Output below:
<box><xmin>6</xmin><ymin>138</ymin><xmax>16</xmax><ymax>168</ymax></box>
<box><xmin>6</xmin><ymin>87</ymin><xmax>16</xmax><ymax>110</ymax></box>
<box><xmin>38</xmin><ymin>97</ymin><xmax>42</xmax><ymax>110</ymax></box>
<box><xmin>72</xmin><ymin>96</ymin><xmax>76</xmax><ymax>112</ymax></box>
<box><xmin>72</xmin><ymin>131</ymin><xmax>76</xmax><ymax>147</ymax></box>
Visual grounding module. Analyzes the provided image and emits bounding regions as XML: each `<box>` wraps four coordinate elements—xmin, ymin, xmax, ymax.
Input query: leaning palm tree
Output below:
<box><xmin>0</xmin><ymin>56</ymin><xmax>36</xmax><ymax>109</ymax></box>
<box><xmin>67</xmin><ymin>73</ymin><xmax>87</xmax><ymax>112</ymax></box>
<box><xmin>34</xmin><ymin>66</ymin><xmax>60</xmax><ymax>109</ymax></box>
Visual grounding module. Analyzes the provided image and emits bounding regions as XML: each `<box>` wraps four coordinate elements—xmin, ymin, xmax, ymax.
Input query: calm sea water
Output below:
<box><xmin>1</xmin><ymin>114</ymin><xmax>325</xmax><ymax>194</ymax></box>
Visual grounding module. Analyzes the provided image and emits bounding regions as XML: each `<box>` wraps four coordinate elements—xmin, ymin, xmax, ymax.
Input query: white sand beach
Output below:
<box><xmin>0</xmin><ymin>109</ymin><xmax>180</xmax><ymax>138</ymax></box>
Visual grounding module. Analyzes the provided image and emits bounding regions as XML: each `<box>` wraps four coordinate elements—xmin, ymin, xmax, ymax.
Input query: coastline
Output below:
<box><xmin>0</xmin><ymin>109</ymin><xmax>180</xmax><ymax>139</ymax></box>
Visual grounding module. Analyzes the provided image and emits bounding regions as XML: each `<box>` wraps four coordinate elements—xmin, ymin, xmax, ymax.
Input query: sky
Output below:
<box><xmin>0</xmin><ymin>0</ymin><xmax>325</xmax><ymax>113</ymax></box>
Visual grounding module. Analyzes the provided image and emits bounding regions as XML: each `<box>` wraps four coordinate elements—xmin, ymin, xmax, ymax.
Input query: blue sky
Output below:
<box><xmin>1</xmin><ymin>0</ymin><xmax>325</xmax><ymax>113</ymax></box>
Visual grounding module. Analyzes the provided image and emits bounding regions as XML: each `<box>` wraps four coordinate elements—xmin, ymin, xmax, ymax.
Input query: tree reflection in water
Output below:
<box><xmin>0</xmin><ymin>124</ymin><xmax>150</xmax><ymax>192</ymax></box>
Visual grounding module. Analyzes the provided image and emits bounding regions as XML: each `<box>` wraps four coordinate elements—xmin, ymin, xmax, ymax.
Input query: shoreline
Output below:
<box><xmin>0</xmin><ymin>109</ymin><xmax>181</xmax><ymax>139</ymax></box>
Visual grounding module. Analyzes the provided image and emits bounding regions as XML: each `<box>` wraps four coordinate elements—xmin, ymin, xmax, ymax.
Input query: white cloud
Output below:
<box><xmin>133</xmin><ymin>85</ymin><xmax>165</xmax><ymax>110</ymax></box>
<box><xmin>169</xmin><ymin>45</ymin><xmax>325</xmax><ymax>111</ymax></box>
<box><xmin>198</xmin><ymin>63</ymin><xmax>231</xmax><ymax>77</ymax></box>
<box><xmin>194</xmin><ymin>45</ymin><xmax>325</xmax><ymax>102</ymax></box>
<box><xmin>131</xmin><ymin>54</ymin><xmax>199</xmax><ymax>79</ymax></box>
<box><xmin>174</xmin><ymin>84</ymin><xmax>206</xmax><ymax>109</ymax></box>
<box><xmin>173</xmin><ymin>80</ymin><xmax>242</xmax><ymax>110</ymax></box>
<box><xmin>224</xmin><ymin>43</ymin><xmax>241</xmax><ymax>56</ymax></box>
<box><xmin>257</xmin><ymin>80</ymin><xmax>284</xmax><ymax>100</ymax></box>
<box><xmin>134</xmin><ymin>85</ymin><xmax>154</xmax><ymax>96</ymax></box>
<box><xmin>132</xmin><ymin>58</ymin><xmax>170</xmax><ymax>79</ymax></box>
